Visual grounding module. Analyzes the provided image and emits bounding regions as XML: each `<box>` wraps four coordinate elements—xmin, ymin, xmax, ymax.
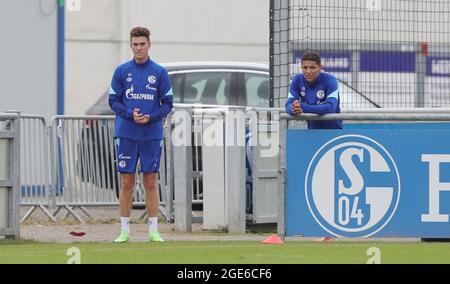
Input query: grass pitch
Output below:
<box><xmin>1</xmin><ymin>240</ymin><xmax>450</xmax><ymax>264</ymax></box>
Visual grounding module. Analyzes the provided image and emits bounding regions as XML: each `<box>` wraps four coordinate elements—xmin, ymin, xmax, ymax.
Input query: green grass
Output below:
<box><xmin>1</xmin><ymin>240</ymin><xmax>450</xmax><ymax>264</ymax></box>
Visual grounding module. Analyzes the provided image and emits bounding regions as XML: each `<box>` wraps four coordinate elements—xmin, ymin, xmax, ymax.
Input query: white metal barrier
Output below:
<box><xmin>19</xmin><ymin>114</ymin><xmax>54</xmax><ymax>222</ymax></box>
<box><xmin>49</xmin><ymin>115</ymin><xmax>117</xmax><ymax>222</ymax></box>
<box><xmin>48</xmin><ymin>115</ymin><xmax>171</xmax><ymax>223</ymax></box>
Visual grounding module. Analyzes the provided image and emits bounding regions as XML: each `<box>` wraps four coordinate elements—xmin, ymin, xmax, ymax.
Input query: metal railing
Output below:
<box><xmin>16</xmin><ymin>106</ymin><xmax>280</xmax><ymax>230</ymax></box>
<box><xmin>18</xmin><ymin>114</ymin><xmax>172</xmax><ymax>223</ymax></box>
<box><xmin>48</xmin><ymin>115</ymin><xmax>171</xmax><ymax>223</ymax></box>
<box><xmin>19</xmin><ymin>115</ymin><xmax>54</xmax><ymax>222</ymax></box>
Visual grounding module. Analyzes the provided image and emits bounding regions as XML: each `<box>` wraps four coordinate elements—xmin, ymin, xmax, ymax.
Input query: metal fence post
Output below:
<box><xmin>48</xmin><ymin>119</ymin><xmax>58</xmax><ymax>210</ymax></box>
<box><xmin>164</xmin><ymin>113</ymin><xmax>174</xmax><ymax>223</ymax></box>
<box><xmin>0</xmin><ymin>113</ymin><xmax>20</xmax><ymax>239</ymax></box>
<box><xmin>11</xmin><ymin>115</ymin><xmax>20</xmax><ymax>238</ymax></box>
<box><xmin>277</xmin><ymin>118</ymin><xmax>287</xmax><ymax>237</ymax></box>
<box><xmin>416</xmin><ymin>43</ymin><xmax>426</xmax><ymax>108</ymax></box>
<box><xmin>225</xmin><ymin>110</ymin><xmax>246</xmax><ymax>234</ymax></box>
<box><xmin>173</xmin><ymin>109</ymin><xmax>193</xmax><ymax>232</ymax></box>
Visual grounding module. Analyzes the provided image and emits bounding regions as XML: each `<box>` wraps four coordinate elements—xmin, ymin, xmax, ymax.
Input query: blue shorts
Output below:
<box><xmin>115</xmin><ymin>138</ymin><xmax>163</xmax><ymax>173</ymax></box>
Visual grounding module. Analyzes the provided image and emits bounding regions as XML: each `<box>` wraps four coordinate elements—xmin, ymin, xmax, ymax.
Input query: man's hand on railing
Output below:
<box><xmin>292</xmin><ymin>100</ymin><xmax>303</xmax><ymax>114</ymax></box>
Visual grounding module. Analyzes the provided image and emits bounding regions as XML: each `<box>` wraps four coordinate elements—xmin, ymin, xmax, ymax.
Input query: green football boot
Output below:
<box><xmin>113</xmin><ymin>231</ymin><xmax>130</xmax><ymax>243</ymax></box>
<box><xmin>148</xmin><ymin>231</ymin><xmax>165</xmax><ymax>242</ymax></box>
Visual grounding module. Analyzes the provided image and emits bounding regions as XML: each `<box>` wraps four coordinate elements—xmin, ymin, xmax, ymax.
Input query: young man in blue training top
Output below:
<box><xmin>109</xmin><ymin>27</ymin><xmax>173</xmax><ymax>243</ymax></box>
<box><xmin>285</xmin><ymin>51</ymin><xmax>343</xmax><ymax>129</ymax></box>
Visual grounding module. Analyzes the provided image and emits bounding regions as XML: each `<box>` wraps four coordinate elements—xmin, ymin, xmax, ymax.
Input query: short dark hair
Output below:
<box><xmin>130</xmin><ymin>27</ymin><xmax>150</xmax><ymax>42</ymax></box>
<box><xmin>301</xmin><ymin>51</ymin><xmax>321</xmax><ymax>64</ymax></box>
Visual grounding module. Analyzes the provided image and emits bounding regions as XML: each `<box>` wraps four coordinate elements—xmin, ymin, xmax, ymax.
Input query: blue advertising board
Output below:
<box><xmin>285</xmin><ymin>129</ymin><xmax>450</xmax><ymax>238</ymax></box>
<box><xmin>360</xmin><ymin>51</ymin><xmax>416</xmax><ymax>72</ymax></box>
<box><xmin>427</xmin><ymin>56</ymin><xmax>450</xmax><ymax>77</ymax></box>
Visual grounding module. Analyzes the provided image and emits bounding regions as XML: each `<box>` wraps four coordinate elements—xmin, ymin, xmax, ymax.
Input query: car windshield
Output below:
<box><xmin>86</xmin><ymin>91</ymin><xmax>113</xmax><ymax>115</ymax></box>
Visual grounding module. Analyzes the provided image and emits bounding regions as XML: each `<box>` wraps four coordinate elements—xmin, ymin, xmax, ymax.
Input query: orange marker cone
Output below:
<box><xmin>262</xmin><ymin>234</ymin><xmax>284</xmax><ymax>244</ymax></box>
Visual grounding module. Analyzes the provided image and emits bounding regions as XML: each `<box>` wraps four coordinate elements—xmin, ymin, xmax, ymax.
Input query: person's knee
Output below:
<box><xmin>143</xmin><ymin>173</ymin><xmax>158</xmax><ymax>192</ymax></box>
<box><xmin>121</xmin><ymin>184</ymin><xmax>134</xmax><ymax>193</ymax></box>
<box><xmin>144</xmin><ymin>182</ymin><xmax>157</xmax><ymax>192</ymax></box>
<box><xmin>120</xmin><ymin>175</ymin><xmax>135</xmax><ymax>192</ymax></box>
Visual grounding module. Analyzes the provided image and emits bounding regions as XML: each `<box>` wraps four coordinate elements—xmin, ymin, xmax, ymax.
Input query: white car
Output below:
<box><xmin>86</xmin><ymin>61</ymin><xmax>378</xmax><ymax>114</ymax></box>
<box><xmin>87</xmin><ymin>61</ymin><xmax>270</xmax><ymax>115</ymax></box>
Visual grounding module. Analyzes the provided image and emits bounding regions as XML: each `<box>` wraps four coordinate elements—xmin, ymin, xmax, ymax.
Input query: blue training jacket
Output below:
<box><xmin>285</xmin><ymin>72</ymin><xmax>343</xmax><ymax>129</ymax></box>
<box><xmin>109</xmin><ymin>58</ymin><xmax>173</xmax><ymax>140</ymax></box>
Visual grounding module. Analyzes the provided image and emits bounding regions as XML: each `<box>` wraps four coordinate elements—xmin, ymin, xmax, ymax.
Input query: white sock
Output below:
<box><xmin>148</xmin><ymin>217</ymin><xmax>158</xmax><ymax>232</ymax></box>
<box><xmin>120</xmin><ymin>217</ymin><xmax>130</xmax><ymax>233</ymax></box>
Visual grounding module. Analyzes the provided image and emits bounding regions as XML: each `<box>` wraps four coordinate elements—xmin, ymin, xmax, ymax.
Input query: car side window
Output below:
<box><xmin>244</xmin><ymin>73</ymin><xmax>269</xmax><ymax>107</ymax></box>
<box><xmin>169</xmin><ymin>74</ymin><xmax>182</xmax><ymax>103</ymax></box>
<box><xmin>183</xmin><ymin>72</ymin><xmax>232</xmax><ymax>105</ymax></box>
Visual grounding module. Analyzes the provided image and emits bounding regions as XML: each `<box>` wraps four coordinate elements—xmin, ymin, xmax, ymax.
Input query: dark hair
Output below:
<box><xmin>130</xmin><ymin>27</ymin><xmax>150</xmax><ymax>42</ymax></box>
<box><xmin>301</xmin><ymin>51</ymin><xmax>321</xmax><ymax>64</ymax></box>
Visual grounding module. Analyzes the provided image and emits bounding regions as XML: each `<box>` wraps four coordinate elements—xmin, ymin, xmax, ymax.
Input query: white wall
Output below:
<box><xmin>0</xmin><ymin>0</ymin><xmax>57</xmax><ymax>120</ymax></box>
<box><xmin>65</xmin><ymin>0</ymin><xmax>270</xmax><ymax>115</ymax></box>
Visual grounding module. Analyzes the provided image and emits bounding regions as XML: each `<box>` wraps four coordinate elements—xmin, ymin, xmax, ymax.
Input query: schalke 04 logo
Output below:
<box><xmin>305</xmin><ymin>135</ymin><xmax>401</xmax><ymax>238</ymax></box>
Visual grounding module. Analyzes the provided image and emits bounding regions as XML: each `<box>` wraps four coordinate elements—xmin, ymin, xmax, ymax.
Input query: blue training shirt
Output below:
<box><xmin>109</xmin><ymin>58</ymin><xmax>174</xmax><ymax>140</ymax></box>
<box><xmin>285</xmin><ymin>72</ymin><xmax>343</xmax><ymax>129</ymax></box>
